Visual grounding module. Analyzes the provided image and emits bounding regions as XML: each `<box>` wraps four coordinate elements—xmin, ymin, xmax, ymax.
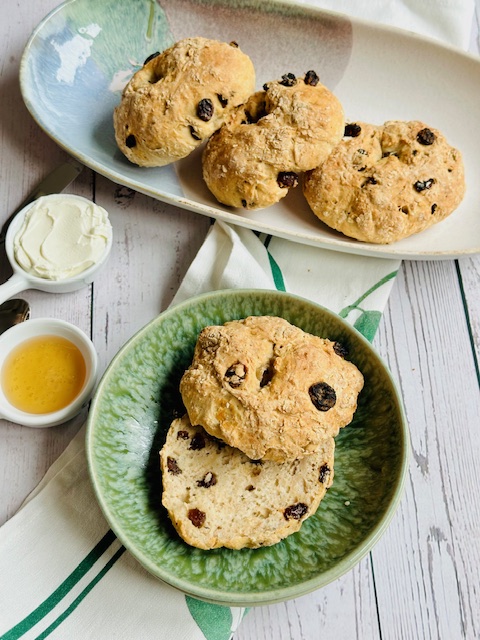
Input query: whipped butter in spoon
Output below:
<box><xmin>13</xmin><ymin>195</ymin><xmax>112</xmax><ymax>280</ymax></box>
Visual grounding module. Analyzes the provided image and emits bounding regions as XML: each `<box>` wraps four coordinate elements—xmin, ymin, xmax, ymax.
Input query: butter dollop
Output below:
<box><xmin>14</xmin><ymin>196</ymin><xmax>112</xmax><ymax>281</ymax></box>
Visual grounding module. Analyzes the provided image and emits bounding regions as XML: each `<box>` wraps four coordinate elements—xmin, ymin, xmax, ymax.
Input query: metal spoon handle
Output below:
<box><xmin>0</xmin><ymin>298</ymin><xmax>30</xmax><ymax>334</ymax></box>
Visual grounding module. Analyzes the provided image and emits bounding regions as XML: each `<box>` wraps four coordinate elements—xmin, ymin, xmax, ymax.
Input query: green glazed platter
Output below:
<box><xmin>86</xmin><ymin>289</ymin><xmax>408</xmax><ymax>606</ymax></box>
<box><xmin>20</xmin><ymin>0</ymin><xmax>480</xmax><ymax>259</ymax></box>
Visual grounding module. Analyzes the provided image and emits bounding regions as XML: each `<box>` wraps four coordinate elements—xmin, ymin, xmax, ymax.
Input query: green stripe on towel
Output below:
<box><xmin>1</xmin><ymin>530</ymin><xmax>121</xmax><ymax>640</ymax></box>
<box><xmin>263</xmin><ymin>235</ymin><xmax>286</xmax><ymax>292</ymax></box>
<box><xmin>35</xmin><ymin>546</ymin><xmax>126</xmax><ymax>639</ymax></box>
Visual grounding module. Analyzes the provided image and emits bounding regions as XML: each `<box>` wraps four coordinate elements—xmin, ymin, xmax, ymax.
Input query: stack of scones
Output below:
<box><xmin>160</xmin><ymin>316</ymin><xmax>364</xmax><ymax>550</ymax></box>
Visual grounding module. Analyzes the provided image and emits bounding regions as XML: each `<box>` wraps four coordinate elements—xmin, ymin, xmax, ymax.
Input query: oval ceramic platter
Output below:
<box><xmin>20</xmin><ymin>0</ymin><xmax>480</xmax><ymax>260</ymax></box>
<box><xmin>86</xmin><ymin>290</ymin><xmax>409</xmax><ymax>606</ymax></box>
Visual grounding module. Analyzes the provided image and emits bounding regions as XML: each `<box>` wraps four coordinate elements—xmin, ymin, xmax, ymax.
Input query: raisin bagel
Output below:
<box><xmin>303</xmin><ymin>120</ymin><xmax>466</xmax><ymax>244</ymax></box>
<box><xmin>160</xmin><ymin>415</ymin><xmax>335</xmax><ymax>549</ymax></box>
<box><xmin>202</xmin><ymin>71</ymin><xmax>345</xmax><ymax>209</ymax></box>
<box><xmin>114</xmin><ymin>37</ymin><xmax>255</xmax><ymax>167</ymax></box>
<box><xmin>179</xmin><ymin>316</ymin><xmax>364</xmax><ymax>463</ymax></box>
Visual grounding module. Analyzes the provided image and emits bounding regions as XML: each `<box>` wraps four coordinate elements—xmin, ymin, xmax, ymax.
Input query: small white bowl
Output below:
<box><xmin>0</xmin><ymin>318</ymin><xmax>98</xmax><ymax>427</ymax></box>
<box><xmin>1</xmin><ymin>194</ymin><xmax>113</xmax><ymax>305</ymax></box>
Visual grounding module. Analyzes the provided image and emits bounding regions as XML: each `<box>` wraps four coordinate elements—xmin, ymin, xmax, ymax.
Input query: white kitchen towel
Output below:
<box><xmin>295</xmin><ymin>0</ymin><xmax>475</xmax><ymax>48</ymax></box>
<box><xmin>0</xmin><ymin>1</ymin><xmax>475</xmax><ymax>639</ymax></box>
<box><xmin>172</xmin><ymin>222</ymin><xmax>400</xmax><ymax>342</ymax></box>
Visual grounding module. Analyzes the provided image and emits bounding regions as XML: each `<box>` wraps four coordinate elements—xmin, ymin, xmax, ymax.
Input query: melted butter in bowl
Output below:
<box><xmin>0</xmin><ymin>318</ymin><xmax>97</xmax><ymax>427</ymax></box>
<box><xmin>2</xmin><ymin>335</ymin><xmax>87</xmax><ymax>414</ymax></box>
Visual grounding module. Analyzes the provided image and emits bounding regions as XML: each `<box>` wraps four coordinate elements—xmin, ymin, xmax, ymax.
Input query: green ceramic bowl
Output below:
<box><xmin>86</xmin><ymin>289</ymin><xmax>408</xmax><ymax>606</ymax></box>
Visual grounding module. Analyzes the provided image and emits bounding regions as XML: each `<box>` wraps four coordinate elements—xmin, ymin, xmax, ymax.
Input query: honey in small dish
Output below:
<box><xmin>1</xmin><ymin>335</ymin><xmax>86</xmax><ymax>414</ymax></box>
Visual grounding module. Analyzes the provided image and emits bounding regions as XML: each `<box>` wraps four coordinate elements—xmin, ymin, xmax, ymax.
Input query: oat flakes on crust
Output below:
<box><xmin>202</xmin><ymin>72</ymin><xmax>345</xmax><ymax>209</ymax></box>
<box><xmin>160</xmin><ymin>415</ymin><xmax>335</xmax><ymax>549</ymax></box>
<box><xmin>303</xmin><ymin>120</ymin><xmax>466</xmax><ymax>244</ymax></box>
<box><xmin>113</xmin><ymin>37</ymin><xmax>255</xmax><ymax>167</ymax></box>
<box><xmin>179</xmin><ymin>316</ymin><xmax>364</xmax><ymax>463</ymax></box>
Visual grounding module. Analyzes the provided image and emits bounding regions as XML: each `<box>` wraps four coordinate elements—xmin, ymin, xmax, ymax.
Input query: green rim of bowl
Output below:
<box><xmin>86</xmin><ymin>289</ymin><xmax>409</xmax><ymax>606</ymax></box>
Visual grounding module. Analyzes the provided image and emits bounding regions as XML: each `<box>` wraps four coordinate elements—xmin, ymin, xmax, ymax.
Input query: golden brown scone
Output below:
<box><xmin>113</xmin><ymin>37</ymin><xmax>255</xmax><ymax>167</ymax></box>
<box><xmin>160</xmin><ymin>416</ymin><xmax>335</xmax><ymax>549</ymax></box>
<box><xmin>180</xmin><ymin>316</ymin><xmax>363</xmax><ymax>463</ymax></box>
<box><xmin>202</xmin><ymin>71</ymin><xmax>345</xmax><ymax>209</ymax></box>
<box><xmin>303</xmin><ymin>120</ymin><xmax>466</xmax><ymax>244</ymax></box>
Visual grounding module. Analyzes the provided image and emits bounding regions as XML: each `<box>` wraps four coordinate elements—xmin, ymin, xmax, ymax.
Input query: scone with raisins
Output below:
<box><xmin>160</xmin><ymin>415</ymin><xmax>334</xmax><ymax>549</ymax></box>
<box><xmin>114</xmin><ymin>37</ymin><xmax>255</xmax><ymax>167</ymax></box>
<box><xmin>303</xmin><ymin>120</ymin><xmax>466</xmax><ymax>243</ymax></box>
<box><xmin>180</xmin><ymin>316</ymin><xmax>363</xmax><ymax>463</ymax></box>
<box><xmin>202</xmin><ymin>71</ymin><xmax>344</xmax><ymax>209</ymax></box>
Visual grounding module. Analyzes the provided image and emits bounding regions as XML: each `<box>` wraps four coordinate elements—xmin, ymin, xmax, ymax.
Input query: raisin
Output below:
<box><xmin>197</xmin><ymin>98</ymin><xmax>214</xmax><ymax>122</ymax></box>
<box><xmin>197</xmin><ymin>472</ymin><xmax>217</xmax><ymax>488</ymax></box>
<box><xmin>344</xmin><ymin>123</ymin><xmax>361</xmax><ymax>137</ymax></box>
<box><xmin>333</xmin><ymin>341</ymin><xmax>348</xmax><ymax>359</ymax></box>
<box><xmin>417</xmin><ymin>128</ymin><xmax>436</xmax><ymax>145</ymax></box>
<box><xmin>177</xmin><ymin>430</ymin><xmax>189</xmax><ymax>440</ymax></box>
<box><xmin>319</xmin><ymin>464</ymin><xmax>331</xmax><ymax>483</ymax></box>
<box><xmin>217</xmin><ymin>94</ymin><xmax>228</xmax><ymax>108</ymax></box>
<box><xmin>230</xmin><ymin>41</ymin><xmax>239</xmax><ymax>47</ymax></box>
<box><xmin>225</xmin><ymin>362</ymin><xmax>247</xmax><ymax>387</ymax></box>
<box><xmin>144</xmin><ymin>51</ymin><xmax>160</xmax><ymax>65</ymax></box>
<box><xmin>277</xmin><ymin>171</ymin><xmax>299</xmax><ymax>189</ymax></box>
<box><xmin>189</xmin><ymin>126</ymin><xmax>201</xmax><ymax>140</ymax></box>
<box><xmin>167</xmin><ymin>457</ymin><xmax>182</xmax><ymax>475</ymax></box>
<box><xmin>309</xmin><ymin>382</ymin><xmax>336</xmax><ymax>411</ymax></box>
<box><xmin>284</xmin><ymin>503</ymin><xmax>308</xmax><ymax>520</ymax></box>
<box><xmin>400</xmin><ymin>205</ymin><xmax>409</xmax><ymax>214</ymax></box>
<box><xmin>188</xmin><ymin>508</ymin><xmax>206</xmax><ymax>528</ymax></box>
<box><xmin>363</xmin><ymin>176</ymin><xmax>378</xmax><ymax>186</ymax></box>
<box><xmin>279</xmin><ymin>73</ymin><xmax>296</xmax><ymax>87</ymax></box>
<box><xmin>125</xmin><ymin>134</ymin><xmax>136</xmax><ymax>148</ymax></box>
<box><xmin>241</xmin><ymin>199</ymin><xmax>247</xmax><ymax>208</ymax></box>
<box><xmin>304</xmin><ymin>70</ymin><xmax>319</xmax><ymax>86</ymax></box>
<box><xmin>260</xmin><ymin>365</ymin><xmax>274</xmax><ymax>387</ymax></box>
<box><xmin>431</xmin><ymin>203</ymin><xmax>438</xmax><ymax>214</ymax></box>
<box><xmin>211</xmin><ymin>435</ymin><xmax>226</xmax><ymax>450</ymax></box>
<box><xmin>263</xmin><ymin>83</ymin><xmax>269</xmax><ymax>91</ymax></box>
<box><xmin>189</xmin><ymin>433</ymin><xmax>206</xmax><ymax>450</ymax></box>
<box><xmin>414</xmin><ymin>178</ymin><xmax>434</xmax><ymax>192</ymax></box>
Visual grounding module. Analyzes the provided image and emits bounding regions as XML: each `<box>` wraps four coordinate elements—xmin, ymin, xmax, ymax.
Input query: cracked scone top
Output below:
<box><xmin>202</xmin><ymin>71</ymin><xmax>345</xmax><ymax>209</ymax></box>
<box><xmin>179</xmin><ymin>316</ymin><xmax>364</xmax><ymax>463</ymax></box>
<box><xmin>160</xmin><ymin>415</ymin><xmax>335</xmax><ymax>549</ymax></box>
<box><xmin>113</xmin><ymin>37</ymin><xmax>255</xmax><ymax>167</ymax></box>
<box><xmin>303</xmin><ymin>120</ymin><xmax>466</xmax><ymax>244</ymax></box>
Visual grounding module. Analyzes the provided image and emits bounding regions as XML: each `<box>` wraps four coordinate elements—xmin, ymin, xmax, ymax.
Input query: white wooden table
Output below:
<box><xmin>1</xmin><ymin>2</ymin><xmax>479</xmax><ymax>639</ymax></box>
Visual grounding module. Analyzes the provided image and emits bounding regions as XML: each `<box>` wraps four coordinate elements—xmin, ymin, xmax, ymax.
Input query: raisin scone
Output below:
<box><xmin>114</xmin><ymin>37</ymin><xmax>255</xmax><ymax>167</ymax></box>
<box><xmin>160</xmin><ymin>415</ymin><xmax>335</xmax><ymax>549</ymax></box>
<box><xmin>303</xmin><ymin>120</ymin><xmax>466</xmax><ymax>244</ymax></box>
<box><xmin>180</xmin><ymin>316</ymin><xmax>364</xmax><ymax>463</ymax></box>
<box><xmin>202</xmin><ymin>71</ymin><xmax>344</xmax><ymax>209</ymax></box>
